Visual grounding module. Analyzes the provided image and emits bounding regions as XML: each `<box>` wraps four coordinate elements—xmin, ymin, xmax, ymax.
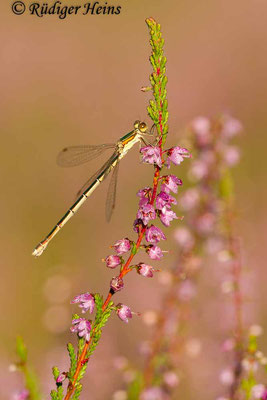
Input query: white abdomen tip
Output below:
<box><xmin>32</xmin><ymin>242</ymin><xmax>48</xmax><ymax>257</ymax></box>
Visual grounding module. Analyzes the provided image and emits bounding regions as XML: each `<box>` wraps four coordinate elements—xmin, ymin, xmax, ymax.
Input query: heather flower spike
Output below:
<box><xmin>71</xmin><ymin>292</ymin><xmax>95</xmax><ymax>314</ymax></box>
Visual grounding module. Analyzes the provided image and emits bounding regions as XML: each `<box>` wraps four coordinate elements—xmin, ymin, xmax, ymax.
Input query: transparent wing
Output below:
<box><xmin>75</xmin><ymin>152</ymin><xmax>118</xmax><ymax>198</ymax></box>
<box><xmin>57</xmin><ymin>143</ymin><xmax>116</xmax><ymax>167</ymax></box>
<box><xmin>105</xmin><ymin>162</ymin><xmax>119</xmax><ymax>222</ymax></box>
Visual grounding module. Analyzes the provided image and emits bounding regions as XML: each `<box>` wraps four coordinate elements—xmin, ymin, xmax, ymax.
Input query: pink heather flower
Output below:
<box><xmin>191</xmin><ymin>116</ymin><xmax>212</xmax><ymax>146</ymax></box>
<box><xmin>133</xmin><ymin>218</ymin><xmax>144</xmax><ymax>233</ymax></box>
<box><xmin>251</xmin><ymin>385</ymin><xmax>266</xmax><ymax>399</ymax></box>
<box><xmin>105</xmin><ymin>255</ymin><xmax>121</xmax><ymax>268</ymax></box>
<box><xmin>222</xmin><ymin>116</ymin><xmax>242</xmax><ymax>138</ymax></box>
<box><xmin>163</xmin><ymin>371</ymin><xmax>180</xmax><ymax>387</ymax></box>
<box><xmin>180</xmin><ymin>188</ymin><xmax>200</xmax><ymax>211</ymax></box>
<box><xmin>110</xmin><ymin>276</ymin><xmax>124</xmax><ymax>292</ymax></box>
<box><xmin>13</xmin><ymin>390</ymin><xmax>29</xmax><ymax>400</ymax></box>
<box><xmin>262</xmin><ymin>389</ymin><xmax>267</xmax><ymax>400</ymax></box>
<box><xmin>189</xmin><ymin>160</ymin><xmax>209</xmax><ymax>180</ymax></box>
<box><xmin>140</xmin><ymin>146</ymin><xmax>162</xmax><ymax>167</ymax></box>
<box><xmin>166</xmin><ymin>146</ymin><xmax>191</xmax><ymax>167</ymax></box>
<box><xmin>140</xmin><ymin>387</ymin><xmax>167</xmax><ymax>400</ymax></box>
<box><xmin>116</xmin><ymin>303</ymin><xmax>133</xmax><ymax>323</ymax></box>
<box><xmin>146</xmin><ymin>245</ymin><xmax>163</xmax><ymax>260</ymax></box>
<box><xmin>174</xmin><ymin>227</ymin><xmax>194</xmax><ymax>249</ymax></box>
<box><xmin>137</xmin><ymin>204</ymin><xmax>156</xmax><ymax>225</ymax></box>
<box><xmin>160</xmin><ymin>207</ymin><xmax>178</xmax><ymax>227</ymax></box>
<box><xmin>222</xmin><ymin>338</ymin><xmax>235</xmax><ymax>352</ymax></box>
<box><xmin>156</xmin><ymin>192</ymin><xmax>177</xmax><ymax>210</ymax></box>
<box><xmin>223</xmin><ymin>145</ymin><xmax>240</xmax><ymax>166</ymax></box>
<box><xmin>161</xmin><ymin>175</ymin><xmax>182</xmax><ymax>194</ymax></box>
<box><xmin>113</xmin><ymin>238</ymin><xmax>131</xmax><ymax>255</ymax></box>
<box><xmin>70</xmin><ymin>318</ymin><xmax>91</xmax><ymax>341</ymax></box>
<box><xmin>146</xmin><ymin>225</ymin><xmax>166</xmax><ymax>244</ymax></box>
<box><xmin>137</xmin><ymin>187</ymin><xmax>152</xmax><ymax>206</ymax></box>
<box><xmin>137</xmin><ymin>263</ymin><xmax>155</xmax><ymax>278</ymax></box>
<box><xmin>219</xmin><ymin>368</ymin><xmax>234</xmax><ymax>386</ymax></box>
<box><xmin>195</xmin><ymin>213</ymin><xmax>215</xmax><ymax>234</ymax></box>
<box><xmin>71</xmin><ymin>292</ymin><xmax>95</xmax><ymax>314</ymax></box>
<box><xmin>56</xmin><ymin>372</ymin><xmax>67</xmax><ymax>384</ymax></box>
<box><xmin>178</xmin><ymin>280</ymin><xmax>197</xmax><ymax>301</ymax></box>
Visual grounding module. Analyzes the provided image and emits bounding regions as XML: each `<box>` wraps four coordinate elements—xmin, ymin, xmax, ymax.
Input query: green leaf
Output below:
<box><xmin>67</xmin><ymin>343</ymin><xmax>77</xmax><ymax>379</ymax></box>
<box><xmin>52</xmin><ymin>366</ymin><xmax>60</xmax><ymax>382</ymax></box>
<box><xmin>16</xmin><ymin>336</ymin><xmax>27</xmax><ymax>363</ymax></box>
<box><xmin>50</xmin><ymin>390</ymin><xmax>58</xmax><ymax>400</ymax></box>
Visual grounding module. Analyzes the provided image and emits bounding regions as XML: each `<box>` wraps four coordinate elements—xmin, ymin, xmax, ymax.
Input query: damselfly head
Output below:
<box><xmin>134</xmin><ymin>120</ymin><xmax>148</xmax><ymax>134</ymax></box>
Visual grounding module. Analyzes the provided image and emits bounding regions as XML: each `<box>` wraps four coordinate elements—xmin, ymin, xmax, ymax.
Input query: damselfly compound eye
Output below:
<box><xmin>134</xmin><ymin>120</ymin><xmax>141</xmax><ymax>129</ymax></box>
<box><xmin>139</xmin><ymin>122</ymin><xmax>147</xmax><ymax>133</ymax></box>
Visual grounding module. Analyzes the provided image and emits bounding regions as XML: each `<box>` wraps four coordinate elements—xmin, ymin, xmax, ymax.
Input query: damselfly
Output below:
<box><xmin>32</xmin><ymin>121</ymin><xmax>152</xmax><ymax>257</ymax></box>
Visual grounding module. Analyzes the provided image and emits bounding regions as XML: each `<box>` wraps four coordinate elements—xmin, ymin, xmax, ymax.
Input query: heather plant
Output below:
<box><xmin>45</xmin><ymin>17</ymin><xmax>190</xmax><ymax>400</ymax></box>
<box><xmin>113</xmin><ymin>115</ymin><xmax>267</xmax><ymax>400</ymax></box>
<box><xmin>11</xmin><ymin>337</ymin><xmax>41</xmax><ymax>400</ymax></box>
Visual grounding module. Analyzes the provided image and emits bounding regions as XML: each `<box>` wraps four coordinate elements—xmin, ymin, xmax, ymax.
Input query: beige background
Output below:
<box><xmin>1</xmin><ymin>1</ymin><xmax>267</xmax><ymax>398</ymax></box>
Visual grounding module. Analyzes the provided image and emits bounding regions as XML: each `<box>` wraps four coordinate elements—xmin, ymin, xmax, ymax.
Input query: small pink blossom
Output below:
<box><xmin>219</xmin><ymin>368</ymin><xmax>234</xmax><ymax>386</ymax></box>
<box><xmin>178</xmin><ymin>280</ymin><xmax>197</xmax><ymax>301</ymax></box>
<box><xmin>223</xmin><ymin>145</ymin><xmax>240</xmax><ymax>166</ymax></box>
<box><xmin>137</xmin><ymin>187</ymin><xmax>152</xmax><ymax>206</ymax></box>
<box><xmin>174</xmin><ymin>227</ymin><xmax>194</xmax><ymax>249</ymax></box>
<box><xmin>161</xmin><ymin>175</ymin><xmax>182</xmax><ymax>194</ymax></box>
<box><xmin>189</xmin><ymin>160</ymin><xmax>209</xmax><ymax>180</ymax></box>
<box><xmin>13</xmin><ymin>390</ymin><xmax>29</xmax><ymax>400</ymax></box>
<box><xmin>156</xmin><ymin>192</ymin><xmax>177</xmax><ymax>210</ymax></box>
<box><xmin>140</xmin><ymin>146</ymin><xmax>162</xmax><ymax>167</ymax></box>
<box><xmin>180</xmin><ymin>188</ymin><xmax>200</xmax><ymax>211</ymax></box>
<box><xmin>105</xmin><ymin>255</ymin><xmax>121</xmax><ymax>269</ymax></box>
<box><xmin>146</xmin><ymin>245</ymin><xmax>163</xmax><ymax>260</ymax></box>
<box><xmin>160</xmin><ymin>207</ymin><xmax>178</xmax><ymax>227</ymax></box>
<box><xmin>137</xmin><ymin>263</ymin><xmax>155</xmax><ymax>278</ymax></box>
<box><xmin>163</xmin><ymin>371</ymin><xmax>179</xmax><ymax>387</ymax></box>
<box><xmin>166</xmin><ymin>146</ymin><xmax>191</xmax><ymax>167</ymax></box>
<box><xmin>133</xmin><ymin>218</ymin><xmax>144</xmax><ymax>233</ymax></box>
<box><xmin>251</xmin><ymin>385</ymin><xmax>266</xmax><ymax>399</ymax></box>
<box><xmin>222</xmin><ymin>116</ymin><xmax>242</xmax><ymax>138</ymax></box>
<box><xmin>71</xmin><ymin>293</ymin><xmax>95</xmax><ymax>314</ymax></box>
<box><xmin>191</xmin><ymin>116</ymin><xmax>212</xmax><ymax>146</ymax></box>
<box><xmin>195</xmin><ymin>213</ymin><xmax>215</xmax><ymax>234</ymax></box>
<box><xmin>140</xmin><ymin>387</ymin><xmax>167</xmax><ymax>400</ymax></box>
<box><xmin>56</xmin><ymin>372</ymin><xmax>67</xmax><ymax>384</ymax></box>
<box><xmin>146</xmin><ymin>225</ymin><xmax>166</xmax><ymax>244</ymax></box>
<box><xmin>110</xmin><ymin>276</ymin><xmax>124</xmax><ymax>292</ymax></box>
<box><xmin>137</xmin><ymin>204</ymin><xmax>156</xmax><ymax>225</ymax></box>
<box><xmin>70</xmin><ymin>318</ymin><xmax>91</xmax><ymax>342</ymax></box>
<box><xmin>113</xmin><ymin>238</ymin><xmax>131</xmax><ymax>255</ymax></box>
<box><xmin>116</xmin><ymin>303</ymin><xmax>132</xmax><ymax>323</ymax></box>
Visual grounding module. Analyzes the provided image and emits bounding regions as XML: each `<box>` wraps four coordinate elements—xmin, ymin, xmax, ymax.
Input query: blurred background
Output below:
<box><xmin>1</xmin><ymin>0</ymin><xmax>267</xmax><ymax>398</ymax></box>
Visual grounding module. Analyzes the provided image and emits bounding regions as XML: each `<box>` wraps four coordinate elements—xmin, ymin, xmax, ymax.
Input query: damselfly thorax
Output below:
<box><xmin>32</xmin><ymin>121</ymin><xmax>151</xmax><ymax>257</ymax></box>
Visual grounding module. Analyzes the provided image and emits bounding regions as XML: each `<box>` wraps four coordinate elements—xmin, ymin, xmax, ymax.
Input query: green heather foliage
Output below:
<box><xmin>16</xmin><ymin>337</ymin><xmax>42</xmax><ymax>400</ymax></box>
<box><xmin>146</xmin><ymin>18</ymin><xmax>168</xmax><ymax>145</ymax></box>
